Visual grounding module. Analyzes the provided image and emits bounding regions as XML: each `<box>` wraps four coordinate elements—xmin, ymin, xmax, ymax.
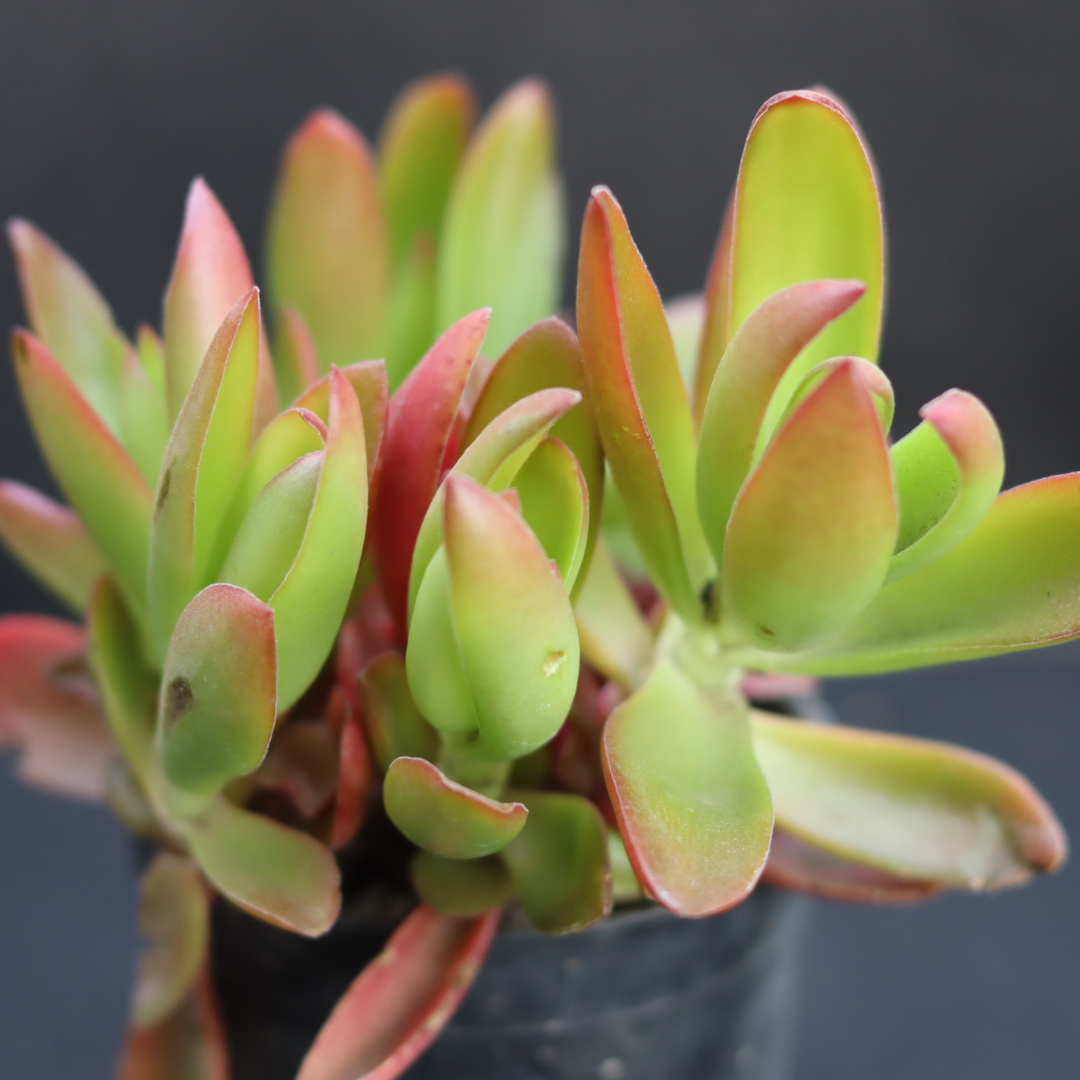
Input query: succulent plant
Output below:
<box><xmin>0</xmin><ymin>73</ymin><xmax>1072</xmax><ymax>1079</ymax></box>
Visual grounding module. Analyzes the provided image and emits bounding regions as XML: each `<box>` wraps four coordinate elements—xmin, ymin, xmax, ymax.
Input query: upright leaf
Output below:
<box><xmin>602</xmin><ymin>659</ymin><xmax>773</xmax><ymax>917</ymax></box>
<box><xmin>358</xmin><ymin>652</ymin><xmax>439</xmax><ymax>773</ymax></box>
<box><xmin>274</xmin><ymin>307</ymin><xmax>322</xmax><ymax>405</ymax></box>
<box><xmin>437</xmin><ymin>79</ymin><xmax>564</xmax><ymax>356</ymax></box>
<box><xmin>577</xmin><ymin>187</ymin><xmax>710</xmax><ymax>620</ymax></box>
<box><xmin>119</xmin><ymin>346</ymin><xmax>172</xmax><ymax>487</ymax></box>
<box><xmin>266</xmin><ymin>109</ymin><xmax>390</xmax><ymax>370</ymax></box>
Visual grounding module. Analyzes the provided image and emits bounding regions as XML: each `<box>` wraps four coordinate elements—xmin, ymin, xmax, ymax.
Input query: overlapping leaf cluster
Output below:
<box><xmin>0</xmin><ymin>75</ymin><xmax>1071</xmax><ymax>1080</ymax></box>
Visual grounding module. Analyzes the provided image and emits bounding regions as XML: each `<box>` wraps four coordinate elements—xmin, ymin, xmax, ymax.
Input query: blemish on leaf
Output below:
<box><xmin>156</xmin><ymin>466</ymin><xmax>172</xmax><ymax>513</ymax></box>
<box><xmin>759</xmin><ymin>626</ymin><xmax>775</xmax><ymax>637</ymax></box>
<box><xmin>543</xmin><ymin>650</ymin><xmax>566</xmax><ymax>677</ymax></box>
<box><xmin>164</xmin><ymin>675</ymin><xmax>194</xmax><ymax>730</ymax></box>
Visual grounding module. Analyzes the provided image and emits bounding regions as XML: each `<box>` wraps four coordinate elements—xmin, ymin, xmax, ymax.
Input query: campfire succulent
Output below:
<box><xmin>0</xmin><ymin>73</ymin><xmax>1071</xmax><ymax>1079</ymax></box>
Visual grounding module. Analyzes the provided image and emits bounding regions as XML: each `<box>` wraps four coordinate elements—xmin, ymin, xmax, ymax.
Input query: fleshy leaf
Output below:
<box><xmin>371</xmin><ymin>310</ymin><xmax>489</xmax><ymax>632</ymax></box>
<box><xmin>0</xmin><ymin>479</ymin><xmax>106</xmax><ymax>611</ymax></box>
<box><xmin>383</xmin><ymin>234</ymin><xmax>439</xmax><ymax>390</ymax></box>
<box><xmin>501</xmin><ymin>790</ymin><xmax>611</xmax><ymax>933</ymax></box>
<box><xmin>411</xmin><ymin>853</ymin><xmax>514</xmax><ymax>916</ymax></box>
<box><xmin>358</xmin><ymin>652</ymin><xmax>439</xmax><ymax>773</ymax></box>
<box><xmin>665</xmin><ymin>294</ymin><xmax>704</xmax><ymax>392</ymax></box>
<box><xmin>384</xmin><ymin>756</ymin><xmax>527</xmax><ymax>858</ymax></box>
<box><xmin>444</xmin><ymin>476</ymin><xmax>579</xmax><ymax>760</ymax></box>
<box><xmin>754</xmin><ymin>473</ymin><xmax>1080</xmax><ymax>674</ymax></box>
<box><xmin>119</xmin><ymin>345</ymin><xmax>172</xmax><ymax>487</ymax></box>
<box><xmin>330</xmin><ymin>688</ymin><xmax>373</xmax><ymax>850</ymax></box>
<box><xmin>184</xmin><ymin>797</ymin><xmax>341</xmax><ymax>936</ymax></box>
<box><xmin>7</xmin><ymin>219</ymin><xmax>129</xmax><ymax>430</ymax></box>
<box><xmin>695</xmin><ymin>280</ymin><xmax>867</xmax><ymax>565</ymax></box>
<box><xmin>463</xmin><ymin>317</ymin><xmax>604</xmax><ymax>582</ymax></box>
<box><xmin>132</xmin><ymin>854</ymin><xmax>209</xmax><ymax>1028</ymax></box>
<box><xmin>253</xmin><ymin>719</ymin><xmax>340</xmax><ymax>819</ymax></box>
<box><xmin>751</xmin><ymin>711</ymin><xmax>1067</xmax><ymax>888</ymax></box>
<box><xmin>275</xmin><ymin>307</ymin><xmax>322</xmax><ymax>405</ymax></box>
<box><xmin>437</xmin><ymin>79</ymin><xmax>564</xmax><ymax>356</ymax></box>
<box><xmin>267</xmin><ymin>368</ymin><xmax>368</xmax><ymax>711</ymax></box>
<box><xmin>704</xmin><ymin>89</ymin><xmax>885</xmax><ymax>440</ymax></box>
<box><xmin>0</xmin><ymin>614</ymin><xmax>113</xmax><ymax>800</ymax></box>
<box><xmin>577</xmin><ymin>186</ymin><xmax>710</xmax><ymax>620</ymax></box>
<box><xmin>573</xmin><ymin>536</ymin><xmax>653</xmax><ymax>692</ymax></box>
<box><xmin>12</xmin><ymin>330</ymin><xmax>153</xmax><ymax>616</ymax></box>
<box><xmin>297</xmin><ymin>906</ymin><xmax>499</xmax><ymax>1080</ymax></box>
<box><xmin>149</xmin><ymin>290</ymin><xmax>261</xmax><ymax>659</ymax></box>
<box><xmin>163</xmin><ymin>178</ymin><xmax>277</xmax><ymax>425</ymax></box>
<box><xmin>887</xmin><ymin>389</ymin><xmax>1005</xmax><ymax>583</ymax></box>
<box><xmin>721</xmin><ymin>360</ymin><xmax>896</xmax><ymax>650</ymax></box>
<box><xmin>601</xmin><ymin>659</ymin><xmax>773</xmax><ymax>917</ymax></box>
<box><xmin>266</xmin><ymin>109</ymin><xmax>390</xmax><ymax>371</ymax></box>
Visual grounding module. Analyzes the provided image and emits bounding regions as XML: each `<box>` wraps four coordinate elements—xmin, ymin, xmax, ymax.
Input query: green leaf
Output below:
<box><xmin>273</xmin><ymin>307</ymin><xmax>322</xmax><ymax>406</ymax></box>
<box><xmin>266</xmin><ymin>109</ymin><xmax>390</xmax><ymax>371</ymax></box>
<box><xmin>384</xmin><ymin>233</ymin><xmax>438</xmax><ymax>390</ymax></box>
<box><xmin>131</xmin><ymin>853</ymin><xmax>209</xmax><ymax>1028</ymax></box>
<box><xmin>514</xmin><ymin>437</ymin><xmax>589</xmax><ymax>591</ymax></box>
<box><xmin>665</xmin><ymin>294</ymin><xmax>704</xmax><ymax>392</ymax></box>
<box><xmin>705</xmin><ymin>89</ymin><xmax>885</xmax><ymax>441</ymax></box>
<box><xmin>437</xmin><ymin>79</ymin><xmax>564</xmax><ymax>356</ymax></box>
<box><xmin>696</xmin><ymin>280</ymin><xmax>867</xmax><ymax>568</ymax></box>
<box><xmin>149</xmin><ymin>290</ymin><xmax>261</xmax><ymax>660</ymax></box>
<box><xmin>721</xmin><ymin>360</ymin><xmax>897</xmax><ymax>651</ymax></box>
<box><xmin>445</xmin><ymin>476</ymin><xmax>580</xmax><ymax>760</ymax></box>
<box><xmin>384</xmin><ymin>756</ymin><xmax>528</xmax><ymax>857</ymax></box>
<box><xmin>751</xmin><ymin>710</ymin><xmax>1067</xmax><ymax>888</ymax></box>
<box><xmin>357</xmin><ymin>653</ymin><xmax>439</xmax><ymax>773</ymax></box>
<box><xmin>266</xmin><ymin>368</ymin><xmax>368</xmax><ymax>711</ymax></box>
<box><xmin>379</xmin><ymin>72</ymin><xmax>476</xmax><ymax>271</ymax></box>
<box><xmin>411</xmin><ymin>852</ymin><xmax>513</xmax><ymax>916</ymax></box>
<box><xmin>183</xmin><ymin>796</ymin><xmax>341</xmax><ymax>937</ymax></box>
<box><xmin>602</xmin><ymin>659</ymin><xmax>773</xmax><ymax>916</ymax></box>
<box><xmin>501</xmin><ymin>790</ymin><xmax>611</xmax><ymax>933</ymax></box>
<box><xmin>12</xmin><ymin>330</ymin><xmax>153</xmax><ymax>618</ymax></box>
<box><xmin>119</xmin><ymin>345</ymin><xmax>171</xmax><ymax>489</ymax></box>
<box><xmin>7</xmin><ymin>219</ymin><xmax>129</xmax><ymax>432</ymax></box>
<box><xmin>463</xmin><ymin>317</ymin><xmax>605</xmax><ymax>588</ymax></box>
<box><xmin>573</xmin><ymin>536</ymin><xmax>653</xmax><ymax>692</ymax></box>
<box><xmin>576</xmin><ymin>186</ymin><xmax>711</xmax><ymax>621</ymax></box>
<box><xmin>0</xmin><ymin>480</ymin><xmax>106</xmax><ymax>611</ymax></box>
<box><xmin>887</xmin><ymin>389</ymin><xmax>1004</xmax><ymax>583</ymax></box>
<box><xmin>751</xmin><ymin>473</ymin><xmax>1080</xmax><ymax>674</ymax></box>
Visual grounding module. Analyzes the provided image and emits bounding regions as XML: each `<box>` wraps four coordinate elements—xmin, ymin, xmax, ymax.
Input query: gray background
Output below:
<box><xmin>0</xmin><ymin>1</ymin><xmax>1077</xmax><ymax>1077</ymax></box>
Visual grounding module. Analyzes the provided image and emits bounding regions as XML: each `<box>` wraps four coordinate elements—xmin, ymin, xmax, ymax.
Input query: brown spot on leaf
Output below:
<box><xmin>164</xmin><ymin>676</ymin><xmax>194</xmax><ymax>731</ymax></box>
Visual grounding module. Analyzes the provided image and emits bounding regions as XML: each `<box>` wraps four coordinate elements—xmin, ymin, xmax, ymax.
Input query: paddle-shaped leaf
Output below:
<box><xmin>132</xmin><ymin>854</ymin><xmax>209</xmax><ymax>1028</ymax></box>
<box><xmin>163</xmin><ymin>179</ymin><xmax>277</xmax><ymax>425</ymax></box>
<box><xmin>358</xmin><ymin>653</ymin><xmax>439</xmax><ymax>772</ymax></box>
<box><xmin>297</xmin><ymin>905</ymin><xmax>499</xmax><ymax>1080</ymax></box>
<box><xmin>577</xmin><ymin>186</ymin><xmax>711</xmax><ymax>621</ymax></box>
<box><xmin>384</xmin><ymin>756</ymin><xmax>527</xmax><ymax>858</ymax></box>
<box><xmin>267</xmin><ymin>368</ymin><xmax>368</xmax><ymax>711</ymax></box>
<box><xmin>695</xmin><ymin>280</ymin><xmax>867</xmax><ymax>564</ymax></box>
<box><xmin>501</xmin><ymin>790</ymin><xmax>611</xmax><ymax>933</ymax></box>
<box><xmin>0</xmin><ymin>614</ymin><xmax>113</xmax><ymax>800</ymax></box>
<box><xmin>445</xmin><ymin>476</ymin><xmax>579</xmax><ymax>760</ymax></box>
<box><xmin>702</xmin><ymin>89</ymin><xmax>885</xmax><ymax>440</ymax></box>
<box><xmin>158</xmin><ymin>584</ymin><xmax>275</xmax><ymax>797</ymax></box>
<box><xmin>0</xmin><ymin>479</ymin><xmax>106</xmax><ymax>611</ymax></box>
<box><xmin>274</xmin><ymin>307</ymin><xmax>322</xmax><ymax>405</ymax></box>
<box><xmin>371</xmin><ymin>310</ymin><xmax>489</xmax><ymax>632</ymax></box>
<box><xmin>754</xmin><ymin>473</ymin><xmax>1080</xmax><ymax>674</ymax></box>
<box><xmin>13</xmin><ymin>330</ymin><xmax>153</xmax><ymax>614</ymax></box>
<box><xmin>266</xmin><ymin>109</ymin><xmax>389</xmax><ymax>370</ymax></box>
<box><xmin>149</xmin><ymin>290</ymin><xmax>261</xmax><ymax>659</ymax></box>
<box><xmin>184</xmin><ymin>797</ymin><xmax>341</xmax><ymax>936</ymax></box>
<box><xmin>437</xmin><ymin>79</ymin><xmax>563</xmax><ymax>356</ymax></box>
<box><xmin>412</xmin><ymin>853</ymin><xmax>514</xmax><ymax>916</ymax></box>
<box><xmin>722</xmin><ymin>360</ymin><xmax>897</xmax><ymax>651</ymax></box>
<box><xmin>751</xmin><ymin>711</ymin><xmax>1066</xmax><ymax>888</ymax></box>
<box><xmin>8</xmin><ymin>219</ymin><xmax>129</xmax><ymax>431</ymax></box>
<box><xmin>602</xmin><ymin>659</ymin><xmax>773</xmax><ymax>917</ymax></box>
<box><xmin>887</xmin><ymin>389</ymin><xmax>1005</xmax><ymax>583</ymax></box>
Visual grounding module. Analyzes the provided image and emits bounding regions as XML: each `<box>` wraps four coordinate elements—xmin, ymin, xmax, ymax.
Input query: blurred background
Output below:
<box><xmin>0</xmin><ymin>1</ymin><xmax>1077</xmax><ymax>1076</ymax></box>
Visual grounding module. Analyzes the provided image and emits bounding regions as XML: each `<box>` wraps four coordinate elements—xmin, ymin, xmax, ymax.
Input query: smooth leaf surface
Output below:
<box><xmin>384</xmin><ymin>756</ymin><xmax>527</xmax><ymax>858</ymax></box>
<box><xmin>751</xmin><ymin>711</ymin><xmax>1067</xmax><ymax>888</ymax></box>
<box><xmin>437</xmin><ymin>79</ymin><xmax>563</xmax><ymax>357</ymax></box>
<box><xmin>297</xmin><ymin>905</ymin><xmax>499</xmax><ymax>1080</ymax></box>
<box><xmin>501</xmin><ymin>790</ymin><xmax>611</xmax><ymax>933</ymax></box>
<box><xmin>722</xmin><ymin>360</ymin><xmax>896</xmax><ymax>650</ymax></box>
<box><xmin>383</xmin><ymin>233</ymin><xmax>438</xmax><ymax>389</ymax></box>
<box><xmin>267</xmin><ymin>109</ymin><xmax>389</xmax><ymax>370</ymax></box>
<box><xmin>119</xmin><ymin>345</ymin><xmax>172</xmax><ymax>487</ymax></box>
<box><xmin>358</xmin><ymin>652</ymin><xmax>439</xmax><ymax>772</ymax></box>
<box><xmin>0</xmin><ymin>479</ymin><xmax>106</xmax><ymax>611</ymax></box>
<box><xmin>445</xmin><ymin>476</ymin><xmax>579</xmax><ymax>760</ymax></box>
<box><xmin>330</xmin><ymin>689</ymin><xmax>373</xmax><ymax>850</ymax></box>
<box><xmin>665</xmin><ymin>294</ymin><xmax>705</xmax><ymax>392</ymax></box>
<box><xmin>275</xmin><ymin>306</ymin><xmax>322</xmax><ymax>405</ymax></box>
<box><xmin>602</xmin><ymin>659</ymin><xmax>773</xmax><ymax>916</ymax></box>
<box><xmin>411</xmin><ymin>853</ymin><xmax>514</xmax><ymax>916</ymax></box>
